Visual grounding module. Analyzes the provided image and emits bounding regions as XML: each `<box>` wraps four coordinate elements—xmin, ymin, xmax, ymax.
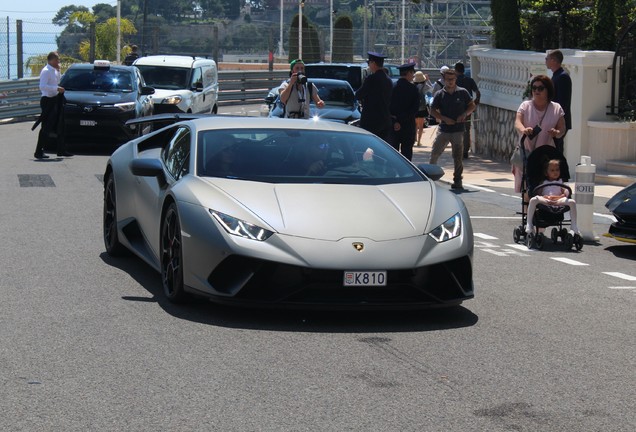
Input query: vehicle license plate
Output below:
<box><xmin>344</xmin><ymin>271</ymin><xmax>387</xmax><ymax>286</ymax></box>
<box><xmin>80</xmin><ymin>120</ymin><xmax>97</xmax><ymax>126</ymax></box>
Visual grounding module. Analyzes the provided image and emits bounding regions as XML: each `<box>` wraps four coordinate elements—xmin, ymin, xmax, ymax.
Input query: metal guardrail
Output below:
<box><xmin>0</xmin><ymin>70</ymin><xmax>289</xmax><ymax>121</ymax></box>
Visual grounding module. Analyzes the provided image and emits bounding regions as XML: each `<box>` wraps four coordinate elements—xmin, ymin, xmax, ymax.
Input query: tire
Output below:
<box><xmin>513</xmin><ymin>227</ymin><xmax>521</xmax><ymax>243</ymax></box>
<box><xmin>551</xmin><ymin>228</ymin><xmax>558</xmax><ymax>244</ymax></box>
<box><xmin>103</xmin><ymin>174</ymin><xmax>127</xmax><ymax>256</ymax></box>
<box><xmin>160</xmin><ymin>203</ymin><xmax>187</xmax><ymax>303</ymax></box>
<box><xmin>574</xmin><ymin>234</ymin><xmax>584</xmax><ymax>251</ymax></box>
<box><xmin>536</xmin><ymin>233</ymin><xmax>545</xmax><ymax>250</ymax></box>
<box><xmin>527</xmin><ymin>232</ymin><xmax>535</xmax><ymax>249</ymax></box>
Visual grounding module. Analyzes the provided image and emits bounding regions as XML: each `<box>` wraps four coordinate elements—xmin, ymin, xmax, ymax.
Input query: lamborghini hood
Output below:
<box><xmin>209</xmin><ymin>181</ymin><xmax>435</xmax><ymax>241</ymax></box>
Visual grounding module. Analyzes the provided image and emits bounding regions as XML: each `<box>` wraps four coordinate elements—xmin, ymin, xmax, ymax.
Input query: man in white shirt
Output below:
<box><xmin>34</xmin><ymin>51</ymin><xmax>71</xmax><ymax>159</ymax></box>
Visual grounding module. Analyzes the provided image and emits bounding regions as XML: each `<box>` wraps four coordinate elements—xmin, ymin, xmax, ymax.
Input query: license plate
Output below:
<box><xmin>80</xmin><ymin>120</ymin><xmax>97</xmax><ymax>126</ymax></box>
<box><xmin>344</xmin><ymin>271</ymin><xmax>387</xmax><ymax>286</ymax></box>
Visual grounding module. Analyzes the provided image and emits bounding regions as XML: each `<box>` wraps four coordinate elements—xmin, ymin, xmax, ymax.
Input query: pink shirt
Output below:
<box><xmin>517</xmin><ymin>100</ymin><xmax>564</xmax><ymax>150</ymax></box>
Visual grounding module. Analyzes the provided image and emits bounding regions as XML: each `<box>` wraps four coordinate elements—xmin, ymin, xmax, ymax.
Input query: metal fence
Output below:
<box><xmin>0</xmin><ymin>70</ymin><xmax>289</xmax><ymax>121</ymax></box>
<box><xmin>1</xmin><ymin>17</ymin><xmax>61</xmax><ymax>80</ymax></box>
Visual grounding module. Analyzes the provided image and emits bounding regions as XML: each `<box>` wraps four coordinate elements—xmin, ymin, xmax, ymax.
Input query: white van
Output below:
<box><xmin>133</xmin><ymin>55</ymin><xmax>219</xmax><ymax>114</ymax></box>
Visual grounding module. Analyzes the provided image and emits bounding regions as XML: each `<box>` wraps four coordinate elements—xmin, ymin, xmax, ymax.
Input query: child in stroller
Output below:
<box><xmin>513</xmin><ymin>144</ymin><xmax>583</xmax><ymax>250</ymax></box>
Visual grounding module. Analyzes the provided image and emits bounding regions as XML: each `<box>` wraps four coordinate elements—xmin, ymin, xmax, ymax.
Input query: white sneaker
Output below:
<box><xmin>526</xmin><ymin>226</ymin><xmax>534</xmax><ymax>234</ymax></box>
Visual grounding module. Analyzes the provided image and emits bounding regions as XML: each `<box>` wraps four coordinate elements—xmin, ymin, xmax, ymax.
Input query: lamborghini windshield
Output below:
<box><xmin>196</xmin><ymin>128</ymin><xmax>424</xmax><ymax>185</ymax></box>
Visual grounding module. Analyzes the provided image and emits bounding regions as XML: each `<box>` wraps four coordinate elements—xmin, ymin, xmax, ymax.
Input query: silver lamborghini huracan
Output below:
<box><xmin>103</xmin><ymin>116</ymin><xmax>474</xmax><ymax>308</ymax></box>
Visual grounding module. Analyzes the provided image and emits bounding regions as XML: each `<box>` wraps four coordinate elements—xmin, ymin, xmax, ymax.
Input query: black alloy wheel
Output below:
<box><xmin>161</xmin><ymin>203</ymin><xmax>187</xmax><ymax>302</ymax></box>
<box><xmin>103</xmin><ymin>175</ymin><xmax>126</xmax><ymax>256</ymax></box>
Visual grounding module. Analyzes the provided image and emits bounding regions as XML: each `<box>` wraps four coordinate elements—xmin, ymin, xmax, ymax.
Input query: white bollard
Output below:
<box><xmin>574</xmin><ymin>156</ymin><xmax>599</xmax><ymax>241</ymax></box>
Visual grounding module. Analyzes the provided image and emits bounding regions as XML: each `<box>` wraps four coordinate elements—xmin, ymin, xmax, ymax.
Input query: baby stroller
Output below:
<box><xmin>512</xmin><ymin>138</ymin><xmax>583</xmax><ymax>250</ymax></box>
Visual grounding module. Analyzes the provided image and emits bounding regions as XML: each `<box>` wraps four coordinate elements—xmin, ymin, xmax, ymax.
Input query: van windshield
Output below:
<box><xmin>136</xmin><ymin>66</ymin><xmax>189</xmax><ymax>90</ymax></box>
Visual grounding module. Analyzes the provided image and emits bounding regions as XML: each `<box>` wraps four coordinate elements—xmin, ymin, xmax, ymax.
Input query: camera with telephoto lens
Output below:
<box><xmin>528</xmin><ymin>124</ymin><xmax>542</xmax><ymax>139</ymax></box>
<box><xmin>296</xmin><ymin>73</ymin><xmax>307</xmax><ymax>85</ymax></box>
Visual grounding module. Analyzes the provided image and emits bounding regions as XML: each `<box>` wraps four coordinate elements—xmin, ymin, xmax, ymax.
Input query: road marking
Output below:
<box><xmin>475</xmin><ymin>240</ymin><xmax>499</xmax><ymax>248</ymax></box>
<box><xmin>481</xmin><ymin>248</ymin><xmax>529</xmax><ymax>257</ymax></box>
<box><xmin>551</xmin><ymin>257</ymin><xmax>588</xmax><ymax>266</ymax></box>
<box><xmin>464</xmin><ymin>184</ymin><xmax>496</xmax><ymax>192</ymax></box>
<box><xmin>603</xmin><ymin>272</ymin><xmax>636</xmax><ymax>281</ymax></box>
<box><xmin>471</xmin><ymin>216</ymin><xmax>519</xmax><ymax>219</ymax></box>
<box><xmin>474</xmin><ymin>233</ymin><xmax>498</xmax><ymax>240</ymax></box>
<box><xmin>506</xmin><ymin>243</ymin><xmax>530</xmax><ymax>251</ymax></box>
<box><xmin>608</xmin><ymin>286</ymin><xmax>636</xmax><ymax>290</ymax></box>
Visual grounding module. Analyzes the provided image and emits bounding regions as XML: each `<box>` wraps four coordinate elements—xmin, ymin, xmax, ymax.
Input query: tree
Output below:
<box><xmin>71</xmin><ymin>12</ymin><xmax>138</xmax><ymax>62</ymax></box>
<box><xmin>332</xmin><ymin>15</ymin><xmax>353</xmax><ymax>62</ymax></box>
<box><xmin>491</xmin><ymin>0</ymin><xmax>524</xmax><ymax>49</ymax></box>
<box><xmin>288</xmin><ymin>14</ymin><xmax>321</xmax><ymax>63</ymax></box>
<box><xmin>591</xmin><ymin>0</ymin><xmax>616</xmax><ymax>51</ymax></box>
<box><xmin>52</xmin><ymin>5</ymin><xmax>90</xmax><ymax>28</ymax></box>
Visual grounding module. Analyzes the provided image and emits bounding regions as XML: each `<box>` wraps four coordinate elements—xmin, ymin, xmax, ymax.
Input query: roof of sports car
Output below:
<box><xmin>188</xmin><ymin>116</ymin><xmax>368</xmax><ymax>132</ymax></box>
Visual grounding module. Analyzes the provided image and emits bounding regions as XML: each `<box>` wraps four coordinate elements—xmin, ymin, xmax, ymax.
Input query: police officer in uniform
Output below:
<box><xmin>389</xmin><ymin>62</ymin><xmax>420</xmax><ymax>161</ymax></box>
<box><xmin>355</xmin><ymin>52</ymin><xmax>393</xmax><ymax>141</ymax></box>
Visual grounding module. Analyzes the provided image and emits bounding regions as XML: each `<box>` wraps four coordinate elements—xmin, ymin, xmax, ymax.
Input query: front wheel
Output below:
<box><xmin>160</xmin><ymin>203</ymin><xmax>188</xmax><ymax>303</ymax></box>
<box><xmin>103</xmin><ymin>174</ymin><xmax>126</xmax><ymax>256</ymax></box>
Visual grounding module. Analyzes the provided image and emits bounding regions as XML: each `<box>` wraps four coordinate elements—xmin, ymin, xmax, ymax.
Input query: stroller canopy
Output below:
<box><xmin>526</xmin><ymin>145</ymin><xmax>570</xmax><ymax>192</ymax></box>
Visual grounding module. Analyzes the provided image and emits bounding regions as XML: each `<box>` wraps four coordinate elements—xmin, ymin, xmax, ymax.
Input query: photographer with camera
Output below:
<box><xmin>512</xmin><ymin>74</ymin><xmax>565</xmax><ymax>193</ymax></box>
<box><xmin>278</xmin><ymin>59</ymin><xmax>324</xmax><ymax>119</ymax></box>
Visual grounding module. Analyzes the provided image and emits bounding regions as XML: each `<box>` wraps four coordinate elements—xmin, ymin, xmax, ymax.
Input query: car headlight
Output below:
<box><xmin>114</xmin><ymin>102</ymin><xmax>136</xmax><ymax>112</ymax></box>
<box><xmin>210</xmin><ymin>210</ymin><xmax>274</xmax><ymax>241</ymax></box>
<box><xmin>429</xmin><ymin>212</ymin><xmax>461</xmax><ymax>243</ymax></box>
<box><xmin>162</xmin><ymin>95</ymin><xmax>183</xmax><ymax>105</ymax></box>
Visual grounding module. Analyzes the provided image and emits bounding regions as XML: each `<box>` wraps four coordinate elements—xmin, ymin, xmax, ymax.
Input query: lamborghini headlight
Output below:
<box><xmin>429</xmin><ymin>212</ymin><xmax>461</xmax><ymax>243</ymax></box>
<box><xmin>114</xmin><ymin>102</ymin><xmax>135</xmax><ymax>112</ymax></box>
<box><xmin>162</xmin><ymin>95</ymin><xmax>183</xmax><ymax>105</ymax></box>
<box><xmin>210</xmin><ymin>210</ymin><xmax>274</xmax><ymax>241</ymax></box>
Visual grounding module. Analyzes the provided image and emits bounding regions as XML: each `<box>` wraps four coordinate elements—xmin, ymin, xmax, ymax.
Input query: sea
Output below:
<box><xmin>1</xmin><ymin>17</ymin><xmax>61</xmax><ymax>80</ymax></box>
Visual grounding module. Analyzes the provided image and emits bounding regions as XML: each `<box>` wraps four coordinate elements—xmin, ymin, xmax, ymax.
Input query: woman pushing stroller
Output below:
<box><xmin>513</xmin><ymin>75</ymin><xmax>566</xmax><ymax>194</ymax></box>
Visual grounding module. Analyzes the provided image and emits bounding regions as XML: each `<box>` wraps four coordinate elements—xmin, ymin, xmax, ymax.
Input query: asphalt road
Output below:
<box><xmin>1</xmin><ymin>116</ymin><xmax>634</xmax><ymax>431</ymax></box>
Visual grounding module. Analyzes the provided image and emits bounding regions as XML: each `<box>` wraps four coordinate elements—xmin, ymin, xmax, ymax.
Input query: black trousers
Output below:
<box><xmin>35</xmin><ymin>95</ymin><xmax>66</xmax><ymax>155</ymax></box>
<box><xmin>390</xmin><ymin>122</ymin><xmax>416</xmax><ymax>161</ymax></box>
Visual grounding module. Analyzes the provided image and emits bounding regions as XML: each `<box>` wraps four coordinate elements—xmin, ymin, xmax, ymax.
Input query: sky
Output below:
<box><xmin>1</xmin><ymin>1</ymin><xmax>118</xmax><ymax>22</ymax></box>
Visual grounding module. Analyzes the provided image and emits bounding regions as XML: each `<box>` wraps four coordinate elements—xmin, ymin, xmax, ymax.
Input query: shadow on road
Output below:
<box><xmin>100</xmin><ymin>252</ymin><xmax>479</xmax><ymax>333</ymax></box>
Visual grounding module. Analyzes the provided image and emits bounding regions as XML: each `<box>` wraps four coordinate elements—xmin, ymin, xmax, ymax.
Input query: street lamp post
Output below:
<box><xmin>278</xmin><ymin>0</ymin><xmax>285</xmax><ymax>58</ymax></box>
<box><xmin>117</xmin><ymin>0</ymin><xmax>121</xmax><ymax>63</ymax></box>
<box><xmin>298</xmin><ymin>0</ymin><xmax>304</xmax><ymax>59</ymax></box>
<box><xmin>329</xmin><ymin>0</ymin><xmax>333</xmax><ymax>62</ymax></box>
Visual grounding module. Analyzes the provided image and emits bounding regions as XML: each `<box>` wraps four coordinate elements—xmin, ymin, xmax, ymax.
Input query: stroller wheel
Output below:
<box><xmin>513</xmin><ymin>227</ymin><xmax>522</xmax><ymax>243</ymax></box>
<box><xmin>574</xmin><ymin>233</ymin><xmax>584</xmax><ymax>251</ymax></box>
<box><xmin>536</xmin><ymin>232</ymin><xmax>545</xmax><ymax>250</ymax></box>
<box><xmin>526</xmin><ymin>232</ymin><xmax>535</xmax><ymax>249</ymax></box>
<box><xmin>560</xmin><ymin>228</ymin><xmax>568</xmax><ymax>241</ymax></box>
<box><xmin>564</xmin><ymin>233</ymin><xmax>574</xmax><ymax>250</ymax></box>
<box><xmin>551</xmin><ymin>228</ymin><xmax>559</xmax><ymax>244</ymax></box>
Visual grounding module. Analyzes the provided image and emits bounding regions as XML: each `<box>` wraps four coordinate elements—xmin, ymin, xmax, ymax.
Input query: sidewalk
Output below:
<box><xmin>412</xmin><ymin>125</ymin><xmax>623</xmax><ymax>199</ymax></box>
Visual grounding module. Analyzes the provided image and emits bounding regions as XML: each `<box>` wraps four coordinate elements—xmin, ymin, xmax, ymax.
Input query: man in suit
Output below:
<box><xmin>34</xmin><ymin>51</ymin><xmax>71</xmax><ymax>159</ymax></box>
<box><xmin>389</xmin><ymin>62</ymin><xmax>420</xmax><ymax>161</ymax></box>
<box><xmin>546</xmin><ymin>49</ymin><xmax>572</xmax><ymax>153</ymax></box>
<box><xmin>355</xmin><ymin>52</ymin><xmax>393</xmax><ymax>141</ymax></box>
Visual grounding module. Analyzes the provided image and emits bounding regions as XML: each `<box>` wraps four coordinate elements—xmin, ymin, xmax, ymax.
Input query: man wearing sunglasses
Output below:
<box><xmin>428</xmin><ymin>68</ymin><xmax>475</xmax><ymax>190</ymax></box>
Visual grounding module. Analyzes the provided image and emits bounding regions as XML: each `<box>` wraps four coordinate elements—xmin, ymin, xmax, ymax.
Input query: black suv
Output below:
<box><xmin>304</xmin><ymin>63</ymin><xmax>369</xmax><ymax>91</ymax></box>
<box><xmin>60</xmin><ymin>61</ymin><xmax>155</xmax><ymax>146</ymax></box>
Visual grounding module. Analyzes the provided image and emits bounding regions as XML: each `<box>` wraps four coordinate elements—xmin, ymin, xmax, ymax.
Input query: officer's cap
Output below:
<box><xmin>367</xmin><ymin>51</ymin><xmax>387</xmax><ymax>62</ymax></box>
<box><xmin>398</xmin><ymin>62</ymin><xmax>416</xmax><ymax>74</ymax></box>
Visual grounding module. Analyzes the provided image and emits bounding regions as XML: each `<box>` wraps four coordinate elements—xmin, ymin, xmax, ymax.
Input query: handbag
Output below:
<box><xmin>510</xmin><ymin>145</ymin><xmax>523</xmax><ymax>168</ymax></box>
